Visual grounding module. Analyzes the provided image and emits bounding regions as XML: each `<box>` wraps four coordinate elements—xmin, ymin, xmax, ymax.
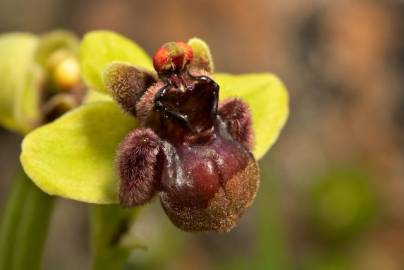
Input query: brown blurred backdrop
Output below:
<box><xmin>1</xmin><ymin>0</ymin><xmax>403</xmax><ymax>269</ymax></box>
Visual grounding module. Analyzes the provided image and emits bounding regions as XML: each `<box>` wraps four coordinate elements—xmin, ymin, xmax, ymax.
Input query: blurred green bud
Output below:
<box><xmin>52</xmin><ymin>56</ymin><xmax>80</xmax><ymax>90</ymax></box>
<box><xmin>0</xmin><ymin>30</ymin><xmax>83</xmax><ymax>134</ymax></box>
<box><xmin>308</xmin><ymin>167</ymin><xmax>378</xmax><ymax>243</ymax></box>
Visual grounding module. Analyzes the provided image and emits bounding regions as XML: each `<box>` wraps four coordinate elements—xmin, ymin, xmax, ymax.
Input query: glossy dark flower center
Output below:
<box><xmin>149</xmin><ymin>70</ymin><xmax>218</xmax><ymax>145</ymax></box>
<box><xmin>139</xmin><ymin>69</ymin><xmax>253</xmax><ymax>209</ymax></box>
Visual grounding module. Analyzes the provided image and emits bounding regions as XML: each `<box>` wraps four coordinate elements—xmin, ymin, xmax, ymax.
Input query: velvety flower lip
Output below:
<box><xmin>19</xmin><ymin>31</ymin><xmax>289</xmax><ymax>214</ymax></box>
<box><xmin>103</xmin><ymin>40</ymin><xmax>262</xmax><ymax>231</ymax></box>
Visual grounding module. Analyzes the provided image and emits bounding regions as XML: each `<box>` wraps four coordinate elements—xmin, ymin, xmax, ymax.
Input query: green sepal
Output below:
<box><xmin>21</xmin><ymin>101</ymin><xmax>137</xmax><ymax>204</ymax></box>
<box><xmin>80</xmin><ymin>31</ymin><xmax>153</xmax><ymax>94</ymax></box>
<box><xmin>215</xmin><ymin>73</ymin><xmax>289</xmax><ymax>160</ymax></box>
<box><xmin>0</xmin><ymin>33</ymin><xmax>42</xmax><ymax>134</ymax></box>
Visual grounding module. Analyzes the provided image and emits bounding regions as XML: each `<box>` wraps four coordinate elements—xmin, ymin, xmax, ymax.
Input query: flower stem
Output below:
<box><xmin>90</xmin><ymin>205</ymin><xmax>140</xmax><ymax>270</ymax></box>
<box><xmin>255</xmin><ymin>157</ymin><xmax>290</xmax><ymax>269</ymax></box>
<box><xmin>0</xmin><ymin>166</ymin><xmax>55</xmax><ymax>270</ymax></box>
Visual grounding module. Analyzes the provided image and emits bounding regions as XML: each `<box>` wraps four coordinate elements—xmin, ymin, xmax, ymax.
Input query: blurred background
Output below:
<box><xmin>1</xmin><ymin>0</ymin><xmax>403</xmax><ymax>269</ymax></box>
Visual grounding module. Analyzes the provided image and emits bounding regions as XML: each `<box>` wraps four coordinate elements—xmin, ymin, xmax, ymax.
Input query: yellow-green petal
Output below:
<box><xmin>80</xmin><ymin>31</ymin><xmax>153</xmax><ymax>94</ymax></box>
<box><xmin>0</xmin><ymin>33</ymin><xmax>42</xmax><ymax>134</ymax></box>
<box><xmin>214</xmin><ymin>73</ymin><xmax>289</xmax><ymax>160</ymax></box>
<box><xmin>188</xmin><ymin>37</ymin><xmax>214</xmax><ymax>72</ymax></box>
<box><xmin>20</xmin><ymin>101</ymin><xmax>137</xmax><ymax>204</ymax></box>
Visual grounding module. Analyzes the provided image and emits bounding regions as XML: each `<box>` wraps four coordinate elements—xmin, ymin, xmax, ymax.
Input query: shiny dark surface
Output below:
<box><xmin>148</xmin><ymin>71</ymin><xmax>252</xmax><ymax>209</ymax></box>
<box><xmin>159</xmin><ymin>118</ymin><xmax>251</xmax><ymax>208</ymax></box>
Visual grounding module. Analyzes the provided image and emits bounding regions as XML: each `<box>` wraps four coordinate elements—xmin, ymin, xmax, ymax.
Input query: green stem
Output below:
<box><xmin>90</xmin><ymin>204</ymin><xmax>140</xmax><ymax>270</ymax></box>
<box><xmin>255</xmin><ymin>156</ymin><xmax>290</xmax><ymax>270</ymax></box>
<box><xmin>0</xmin><ymin>166</ymin><xmax>55</xmax><ymax>270</ymax></box>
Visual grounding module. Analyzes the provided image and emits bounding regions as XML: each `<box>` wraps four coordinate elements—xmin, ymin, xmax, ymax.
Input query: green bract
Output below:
<box><xmin>21</xmin><ymin>31</ymin><xmax>289</xmax><ymax>204</ymax></box>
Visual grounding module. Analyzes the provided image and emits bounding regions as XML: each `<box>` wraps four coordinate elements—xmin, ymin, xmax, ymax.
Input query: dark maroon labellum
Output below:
<box><xmin>113</xmin><ymin>41</ymin><xmax>259</xmax><ymax>232</ymax></box>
